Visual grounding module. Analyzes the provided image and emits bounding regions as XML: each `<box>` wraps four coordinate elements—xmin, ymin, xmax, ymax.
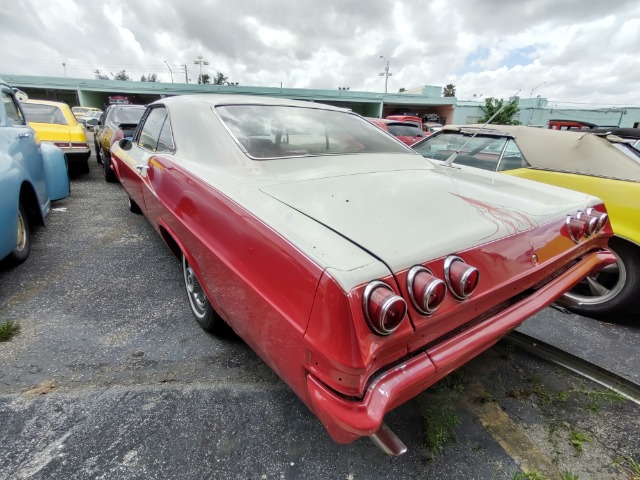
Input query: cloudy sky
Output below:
<box><xmin>1</xmin><ymin>0</ymin><xmax>639</xmax><ymax>107</ymax></box>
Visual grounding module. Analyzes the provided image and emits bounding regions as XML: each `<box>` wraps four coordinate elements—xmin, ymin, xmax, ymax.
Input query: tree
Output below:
<box><xmin>113</xmin><ymin>70</ymin><xmax>131</xmax><ymax>81</ymax></box>
<box><xmin>140</xmin><ymin>73</ymin><xmax>159</xmax><ymax>82</ymax></box>
<box><xmin>213</xmin><ymin>72</ymin><xmax>228</xmax><ymax>85</ymax></box>
<box><xmin>198</xmin><ymin>73</ymin><xmax>211</xmax><ymax>84</ymax></box>
<box><xmin>478</xmin><ymin>97</ymin><xmax>522</xmax><ymax>125</ymax></box>
<box><xmin>443</xmin><ymin>84</ymin><xmax>456</xmax><ymax>97</ymax></box>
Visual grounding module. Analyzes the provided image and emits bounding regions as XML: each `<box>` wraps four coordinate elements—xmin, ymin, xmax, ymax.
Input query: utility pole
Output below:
<box><xmin>194</xmin><ymin>56</ymin><xmax>209</xmax><ymax>83</ymax></box>
<box><xmin>182</xmin><ymin>65</ymin><xmax>189</xmax><ymax>83</ymax></box>
<box><xmin>378</xmin><ymin>56</ymin><xmax>392</xmax><ymax>93</ymax></box>
<box><xmin>62</xmin><ymin>62</ymin><xmax>66</xmax><ymax>77</ymax></box>
<box><xmin>163</xmin><ymin>60</ymin><xmax>174</xmax><ymax>83</ymax></box>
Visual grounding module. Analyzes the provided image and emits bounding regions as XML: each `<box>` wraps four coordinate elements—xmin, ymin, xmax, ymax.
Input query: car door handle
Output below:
<box><xmin>135</xmin><ymin>164</ymin><xmax>149</xmax><ymax>172</ymax></box>
<box><xmin>18</xmin><ymin>133</ymin><xmax>32</xmax><ymax>138</ymax></box>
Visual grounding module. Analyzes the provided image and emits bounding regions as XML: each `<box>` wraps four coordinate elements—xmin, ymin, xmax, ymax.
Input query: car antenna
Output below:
<box><xmin>444</xmin><ymin>89</ymin><xmax>522</xmax><ymax>167</ymax></box>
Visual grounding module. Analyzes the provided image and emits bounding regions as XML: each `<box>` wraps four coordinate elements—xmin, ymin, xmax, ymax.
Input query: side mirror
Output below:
<box><xmin>119</xmin><ymin>138</ymin><xmax>133</xmax><ymax>151</ymax></box>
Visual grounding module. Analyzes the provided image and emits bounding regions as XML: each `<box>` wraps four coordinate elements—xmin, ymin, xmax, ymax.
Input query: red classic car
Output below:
<box><xmin>110</xmin><ymin>95</ymin><xmax>614</xmax><ymax>455</ymax></box>
<box><xmin>367</xmin><ymin>117</ymin><xmax>426</xmax><ymax>146</ymax></box>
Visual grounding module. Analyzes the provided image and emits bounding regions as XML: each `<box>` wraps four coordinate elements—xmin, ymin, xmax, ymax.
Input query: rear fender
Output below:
<box><xmin>40</xmin><ymin>142</ymin><xmax>70</xmax><ymax>201</ymax></box>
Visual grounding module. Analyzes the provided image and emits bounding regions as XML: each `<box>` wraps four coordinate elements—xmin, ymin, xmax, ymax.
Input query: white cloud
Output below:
<box><xmin>0</xmin><ymin>0</ymin><xmax>638</xmax><ymax>106</ymax></box>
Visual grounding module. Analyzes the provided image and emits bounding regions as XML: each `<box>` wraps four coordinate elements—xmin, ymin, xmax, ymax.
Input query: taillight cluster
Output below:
<box><xmin>565</xmin><ymin>209</ymin><xmax>608</xmax><ymax>243</ymax></box>
<box><xmin>362</xmin><ymin>256</ymin><xmax>480</xmax><ymax>336</ymax></box>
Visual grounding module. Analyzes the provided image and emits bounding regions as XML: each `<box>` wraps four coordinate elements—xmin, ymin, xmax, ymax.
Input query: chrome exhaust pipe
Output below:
<box><xmin>369</xmin><ymin>423</ymin><xmax>407</xmax><ymax>456</ymax></box>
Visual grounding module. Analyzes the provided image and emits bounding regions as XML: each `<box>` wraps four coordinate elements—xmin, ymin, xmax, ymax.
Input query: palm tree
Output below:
<box><xmin>443</xmin><ymin>84</ymin><xmax>456</xmax><ymax>97</ymax></box>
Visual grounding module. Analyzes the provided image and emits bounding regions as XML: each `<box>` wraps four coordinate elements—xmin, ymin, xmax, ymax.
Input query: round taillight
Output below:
<box><xmin>444</xmin><ymin>256</ymin><xmax>479</xmax><ymax>300</ymax></box>
<box><xmin>566</xmin><ymin>216</ymin><xmax>587</xmax><ymax>243</ymax></box>
<box><xmin>576</xmin><ymin>212</ymin><xmax>598</xmax><ymax>236</ymax></box>
<box><xmin>362</xmin><ymin>281</ymin><xmax>407</xmax><ymax>336</ymax></box>
<box><xmin>407</xmin><ymin>266</ymin><xmax>447</xmax><ymax>315</ymax></box>
<box><xmin>586</xmin><ymin>208</ymin><xmax>609</xmax><ymax>231</ymax></box>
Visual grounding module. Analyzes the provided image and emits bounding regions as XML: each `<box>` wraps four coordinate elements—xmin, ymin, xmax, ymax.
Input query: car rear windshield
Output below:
<box><xmin>216</xmin><ymin>105</ymin><xmax>409</xmax><ymax>159</ymax></box>
<box><xmin>386</xmin><ymin>124</ymin><xmax>424</xmax><ymax>137</ymax></box>
<box><xmin>113</xmin><ymin>107</ymin><xmax>145</xmax><ymax>124</ymax></box>
<box><xmin>22</xmin><ymin>103</ymin><xmax>68</xmax><ymax>125</ymax></box>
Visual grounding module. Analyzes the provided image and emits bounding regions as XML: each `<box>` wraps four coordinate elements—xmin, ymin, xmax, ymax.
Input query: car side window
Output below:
<box><xmin>497</xmin><ymin>140</ymin><xmax>528</xmax><ymax>171</ymax></box>
<box><xmin>1</xmin><ymin>90</ymin><xmax>26</xmax><ymax>126</ymax></box>
<box><xmin>137</xmin><ymin>107</ymin><xmax>167</xmax><ymax>152</ymax></box>
<box><xmin>156</xmin><ymin>116</ymin><xmax>175</xmax><ymax>153</ymax></box>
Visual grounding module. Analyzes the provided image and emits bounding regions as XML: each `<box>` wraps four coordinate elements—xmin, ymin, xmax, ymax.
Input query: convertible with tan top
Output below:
<box><xmin>413</xmin><ymin>125</ymin><xmax>639</xmax><ymax>321</ymax></box>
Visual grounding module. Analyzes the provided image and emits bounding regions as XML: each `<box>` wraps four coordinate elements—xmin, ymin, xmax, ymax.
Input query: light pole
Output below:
<box><xmin>378</xmin><ymin>55</ymin><xmax>392</xmax><ymax>93</ymax></box>
<box><xmin>528</xmin><ymin>82</ymin><xmax>546</xmax><ymax>125</ymax></box>
<box><xmin>194</xmin><ymin>56</ymin><xmax>209</xmax><ymax>83</ymax></box>
<box><xmin>62</xmin><ymin>62</ymin><xmax>66</xmax><ymax>77</ymax></box>
<box><xmin>529</xmin><ymin>81</ymin><xmax>546</xmax><ymax>99</ymax></box>
<box><xmin>163</xmin><ymin>61</ymin><xmax>174</xmax><ymax>83</ymax></box>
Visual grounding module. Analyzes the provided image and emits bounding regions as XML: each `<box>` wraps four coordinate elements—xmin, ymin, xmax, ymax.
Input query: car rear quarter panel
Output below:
<box><xmin>0</xmin><ymin>154</ymin><xmax>21</xmax><ymax>259</ymax></box>
<box><xmin>506</xmin><ymin>168</ymin><xmax>640</xmax><ymax>245</ymax></box>
<box><xmin>40</xmin><ymin>142</ymin><xmax>70</xmax><ymax>201</ymax></box>
<box><xmin>143</xmin><ymin>157</ymin><xmax>326</xmax><ymax>399</ymax></box>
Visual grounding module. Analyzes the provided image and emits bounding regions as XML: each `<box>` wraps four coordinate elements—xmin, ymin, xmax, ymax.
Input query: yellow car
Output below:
<box><xmin>22</xmin><ymin>99</ymin><xmax>91</xmax><ymax>173</ymax></box>
<box><xmin>412</xmin><ymin>125</ymin><xmax>640</xmax><ymax>322</ymax></box>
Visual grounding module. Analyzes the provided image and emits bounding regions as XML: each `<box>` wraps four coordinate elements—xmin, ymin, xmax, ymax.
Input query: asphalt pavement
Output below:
<box><xmin>1</xmin><ymin>149</ymin><xmax>639</xmax><ymax>480</ymax></box>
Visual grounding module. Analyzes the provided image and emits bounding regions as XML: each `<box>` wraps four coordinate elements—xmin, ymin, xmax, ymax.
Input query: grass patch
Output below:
<box><xmin>0</xmin><ymin>320</ymin><xmax>20</xmax><ymax>341</ymax></box>
<box><xmin>612</xmin><ymin>455</ymin><xmax>640</xmax><ymax>479</ymax></box>
<box><xmin>419</xmin><ymin>370</ymin><xmax>467</xmax><ymax>460</ymax></box>
<box><xmin>568</xmin><ymin>427</ymin><xmax>591</xmax><ymax>454</ymax></box>
<box><xmin>560</xmin><ymin>471</ymin><xmax>580</xmax><ymax>480</ymax></box>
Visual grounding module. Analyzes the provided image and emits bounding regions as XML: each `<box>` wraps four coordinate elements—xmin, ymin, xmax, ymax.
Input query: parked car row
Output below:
<box><xmin>0</xmin><ymin>79</ymin><xmax>70</xmax><ymax>266</ymax></box>
<box><xmin>3</xmin><ymin>85</ymin><xmax>634</xmax><ymax>455</ymax></box>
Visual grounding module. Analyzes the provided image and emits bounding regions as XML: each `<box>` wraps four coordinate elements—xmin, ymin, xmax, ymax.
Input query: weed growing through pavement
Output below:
<box><xmin>612</xmin><ymin>454</ymin><xmax>640</xmax><ymax>479</ymax></box>
<box><xmin>566</xmin><ymin>424</ymin><xmax>591</xmax><ymax>454</ymax></box>
<box><xmin>0</xmin><ymin>320</ymin><xmax>20</xmax><ymax>341</ymax></box>
<box><xmin>560</xmin><ymin>471</ymin><xmax>580</xmax><ymax>480</ymax></box>
<box><xmin>418</xmin><ymin>370</ymin><xmax>467</xmax><ymax>460</ymax></box>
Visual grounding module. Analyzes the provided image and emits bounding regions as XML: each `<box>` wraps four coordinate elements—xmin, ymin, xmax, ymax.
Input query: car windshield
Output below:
<box><xmin>113</xmin><ymin>107</ymin><xmax>145</xmax><ymax>124</ymax></box>
<box><xmin>413</xmin><ymin>132</ymin><xmax>515</xmax><ymax>171</ymax></box>
<box><xmin>216</xmin><ymin>105</ymin><xmax>409</xmax><ymax>159</ymax></box>
<box><xmin>612</xmin><ymin>143</ymin><xmax>640</xmax><ymax>166</ymax></box>
<box><xmin>22</xmin><ymin>103</ymin><xmax>68</xmax><ymax>125</ymax></box>
<box><xmin>386</xmin><ymin>124</ymin><xmax>424</xmax><ymax>137</ymax></box>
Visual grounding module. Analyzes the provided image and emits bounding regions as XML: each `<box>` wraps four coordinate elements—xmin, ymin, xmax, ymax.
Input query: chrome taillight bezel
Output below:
<box><xmin>565</xmin><ymin>215</ymin><xmax>587</xmax><ymax>243</ymax></box>
<box><xmin>407</xmin><ymin>266</ymin><xmax>447</xmax><ymax>315</ymax></box>
<box><xmin>443</xmin><ymin>255</ymin><xmax>480</xmax><ymax>300</ymax></box>
<box><xmin>362</xmin><ymin>280</ymin><xmax>407</xmax><ymax>336</ymax></box>
<box><xmin>576</xmin><ymin>211</ymin><xmax>599</xmax><ymax>237</ymax></box>
<box><xmin>586</xmin><ymin>207</ymin><xmax>609</xmax><ymax>231</ymax></box>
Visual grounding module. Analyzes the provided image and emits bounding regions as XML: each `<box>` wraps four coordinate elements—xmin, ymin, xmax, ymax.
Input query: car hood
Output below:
<box><xmin>260</xmin><ymin>166</ymin><xmax>594</xmax><ymax>272</ymax></box>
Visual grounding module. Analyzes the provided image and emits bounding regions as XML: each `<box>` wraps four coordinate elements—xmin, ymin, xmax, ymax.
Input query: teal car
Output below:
<box><xmin>0</xmin><ymin>80</ymin><xmax>70</xmax><ymax>266</ymax></box>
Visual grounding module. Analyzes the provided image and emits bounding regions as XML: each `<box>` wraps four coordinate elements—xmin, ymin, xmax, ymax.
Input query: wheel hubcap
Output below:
<box><xmin>561</xmin><ymin>252</ymin><xmax>626</xmax><ymax>306</ymax></box>
<box><xmin>15</xmin><ymin>210</ymin><xmax>26</xmax><ymax>252</ymax></box>
<box><xmin>184</xmin><ymin>258</ymin><xmax>208</xmax><ymax>316</ymax></box>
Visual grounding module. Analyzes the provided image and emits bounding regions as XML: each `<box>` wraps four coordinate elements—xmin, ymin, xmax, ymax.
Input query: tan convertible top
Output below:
<box><xmin>443</xmin><ymin>125</ymin><xmax>640</xmax><ymax>182</ymax></box>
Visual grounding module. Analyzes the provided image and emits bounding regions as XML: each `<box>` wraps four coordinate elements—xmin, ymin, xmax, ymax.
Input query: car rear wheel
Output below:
<box><xmin>182</xmin><ymin>254</ymin><xmax>223</xmax><ymax>333</ymax></box>
<box><xmin>559</xmin><ymin>238</ymin><xmax>639</xmax><ymax>322</ymax></box>
<box><xmin>127</xmin><ymin>196</ymin><xmax>142</xmax><ymax>214</ymax></box>
<box><xmin>7</xmin><ymin>203</ymin><xmax>31</xmax><ymax>265</ymax></box>
<box><xmin>103</xmin><ymin>155</ymin><xmax>117</xmax><ymax>183</ymax></box>
<box><xmin>95</xmin><ymin>141</ymin><xmax>102</xmax><ymax>164</ymax></box>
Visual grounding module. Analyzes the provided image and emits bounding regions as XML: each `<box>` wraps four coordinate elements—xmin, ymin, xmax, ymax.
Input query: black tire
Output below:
<box><xmin>182</xmin><ymin>254</ymin><xmax>223</xmax><ymax>333</ymax></box>
<box><xmin>95</xmin><ymin>141</ymin><xmax>102</xmax><ymax>164</ymax></box>
<box><xmin>128</xmin><ymin>196</ymin><xmax>142</xmax><ymax>214</ymax></box>
<box><xmin>560</xmin><ymin>237</ymin><xmax>640</xmax><ymax>322</ymax></box>
<box><xmin>7</xmin><ymin>203</ymin><xmax>31</xmax><ymax>266</ymax></box>
<box><xmin>103</xmin><ymin>154</ymin><xmax>117</xmax><ymax>183</ymax></box>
